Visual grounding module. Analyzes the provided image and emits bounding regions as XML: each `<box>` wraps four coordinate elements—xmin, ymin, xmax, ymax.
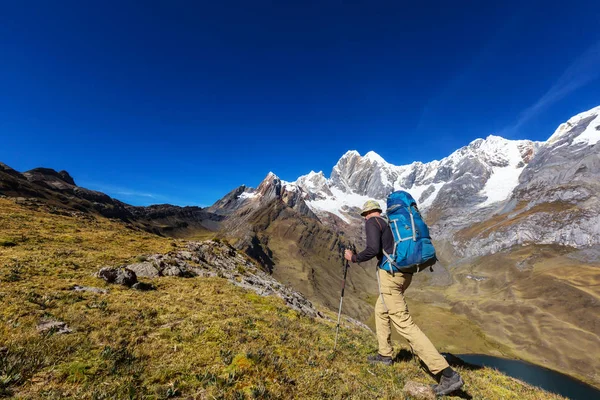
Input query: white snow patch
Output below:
<box><xmin>306</xmin><ymin>187</ymin><xmax>386</xmax><ymax>223</ymax></box>
<box><xmin>306</xmin><ymin>197</ymin><xmax>352</xmax><ymax>223</ymax></box>
<box><xmin>478</xmin><ymin>165</ymin><xmax>524</xmax><ymax>207</ymax></box>
<box><xmin>341</xmin><ymin>150</ymin><xmax>360</xmax><ymax>158</ymax></box>
<box><xmin>477</xmin><ymin>135</ymin><xmax>525</xmax><ymax>165</ymax></box>
<box><xmin>364</xmin><ymin>151</ymin><xmax>387</xmax><ymax>164</ymax></box>
<box><xmin>282</xmin><ymin>181</ymin><xmax>299</xmax><ymax>192</ymax></box>
<box><xmin>239</xmin><ymin>192</ymin><xmax>258</xmax><ymax>200</ymax></box>
<box><xmin>379</xmin><ymin>167</ymin><xmax>392</xmax><ymax>187</ymax></box>
<box><xmin>408</xmin><ymin>182</ymin><xmax>445</xmax><ymax>208</ymax></box>
<box><xmin>294</xmin><ymin>171</ymin><xmax>327</xmax><ymax>191</ymax></box>
<box><xmin>572</xmin><ymin>115</ymin><xmax>600</xmax><ymax>146</ymax></box>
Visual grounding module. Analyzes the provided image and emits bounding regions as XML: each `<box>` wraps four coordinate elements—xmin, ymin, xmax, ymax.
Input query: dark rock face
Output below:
<box><xmin>207</xmin><ymin>185</ymin><xmax>252</xmax><ymax>216</ymax></box>
<box><xmin>0</xmin><ymin>162</ymin><xmax>24</xmax><ymax>179</ymax></box>
<box><xmin>98</xmin><ymin>267</ymin><xmax>138</xmax><ymax>287</ymax></box>
<box><xmin>23</xmin><ymin>168</ymin><xmax>77</xmax><ymax>191</ymax></box>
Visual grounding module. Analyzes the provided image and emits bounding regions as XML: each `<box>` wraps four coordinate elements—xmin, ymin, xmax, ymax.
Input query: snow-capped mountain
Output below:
<box><xmin>212</xmin><ymin>104</ymin><xmax>600</xmax><ymax>252</ymax></box>
<box><xmin>211</xmin><ymin>134</ymin><xmax>539</xmax><ymax>224</ymax></box>
<box><xmin>454</xmin><ymin>105</ymin><xmax>600</xmax><ymax>257</ymax></box>
<box><xmin>292</xmin><ymin>135</ymin><xmax>540</xmax><ymax>223</ymax></box>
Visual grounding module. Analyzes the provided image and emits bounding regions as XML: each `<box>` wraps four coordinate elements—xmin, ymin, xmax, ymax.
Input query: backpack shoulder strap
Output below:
<box><xmin>373</xmin><ymin>216</ymin><xmax>389</xmax><ymax>234</ymax></box>
<box><xmin>371</xmin><ymin>216</ymin><xmax>388</xmax><ymax>232</ymax></box>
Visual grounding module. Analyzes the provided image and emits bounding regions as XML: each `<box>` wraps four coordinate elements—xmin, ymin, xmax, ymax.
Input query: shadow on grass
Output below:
<box><xmin>442</xmin><ymin>353</ymin><xmax>484</xmax><ymax>371</ymax></box>
<box><xmin>450</xmin><ymin>389</ymin><xmax>473</xmax><ymax>399</ymax></box>
<box><xmin>393</xmin><ymin>349</ymin><xmax>414</xmax><ymax>363</ymax></box>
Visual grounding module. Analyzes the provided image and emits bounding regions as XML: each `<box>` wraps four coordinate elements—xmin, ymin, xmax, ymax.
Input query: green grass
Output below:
<box><xmin>0</xmin><ymin>198</ymin><xmax>567</xmax><ymax>399</ymax></box>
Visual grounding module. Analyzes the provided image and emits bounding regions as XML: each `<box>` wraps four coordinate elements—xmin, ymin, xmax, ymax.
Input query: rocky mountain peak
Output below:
<box><xmin>340</xmin><ymin>150</ymin><xmax>360</xmax><ymax>159</ymax></box>
<box><xmin>256</xmin><ymin>172</ymin><xmax>282</xmax><ymax>200</ymax></box>
<box><xmin>363</xmin><ymin>151</ymin><xmax>387</xmax><ymax>164</ymax></box>
<box><xmin>57</xmin><ymin>170</ymin><xmax>76</xmax><ymax>185</ymax></box>
<box><xmin>295</xmin><ymin>171</ymin><xmax>331</xmax><ymax>199</ymax></box>
<box><xmin>23</xmin><ymin>167</ymin><xmax>77</xmax><ymax>191</ymax></box>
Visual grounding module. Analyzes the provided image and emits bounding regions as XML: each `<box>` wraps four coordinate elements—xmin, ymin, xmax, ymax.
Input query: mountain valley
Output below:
<box><xmin>1</xmin><ymin>104</ymin><xmax>599</xmax><ymax>396</ymax></box>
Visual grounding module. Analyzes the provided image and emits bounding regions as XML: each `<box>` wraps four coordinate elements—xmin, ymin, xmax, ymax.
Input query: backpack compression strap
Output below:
<box><xmin>379</xmin><ymin>208</ymin><xmax>422</xmax><ymax>274</ymax></box>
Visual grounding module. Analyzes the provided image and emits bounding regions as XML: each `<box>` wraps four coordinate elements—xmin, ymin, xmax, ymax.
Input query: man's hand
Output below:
<box><xmin>344</xmin><ymin>249</ymin><xmax>354</xmax><ymax>262</ymax></box>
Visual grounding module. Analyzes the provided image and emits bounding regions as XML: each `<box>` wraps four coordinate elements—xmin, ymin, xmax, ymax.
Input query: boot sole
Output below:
<box><xmin>435</xmin><ymin>378</ymin><xmax>464</xmax><ymax>396</ymax></box>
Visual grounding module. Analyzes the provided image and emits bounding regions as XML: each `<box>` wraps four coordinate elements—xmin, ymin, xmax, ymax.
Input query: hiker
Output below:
<box><xmin>344</xmin><ymin>199</ymin><xmax>464</xmax><ymax>396</ymax></box>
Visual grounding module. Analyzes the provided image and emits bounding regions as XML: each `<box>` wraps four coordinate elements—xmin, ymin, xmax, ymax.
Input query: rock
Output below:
<box><xmin>127</xmin><ymin>262</ymin><xmax>160</xmax><ymax>278</ymax></box>
<box><xmin>98</xmin><ymin>267</ymin><xmax>137</xmax><ymax>287</ymax></box>
<box><xmin>132</xmin><ymin>282</ymin><xmax>156</xmax><ymax>291</ymax></box>
<box><xmin>403</xmin><ymin>381</ymin><xmax>436</xmax><ymax>400</ymax></box>
<box><xmin>71</xmin><ymin>285</ymin><xmax>108</xmax><ymax>294</ymax></box>
<box><xmin>37</xmin><ymin>319</ymin><xmax>72</xmax><ymax>335</ymax></box>
<box><xmin>162</xmin><ymin>264</ymin><xmax>188</xmax><ymax>277</ymax></box>
<box><xmin>178</xmin><ymin>251</ymin><xmax>193</xmax><ymax>260</ymax></box>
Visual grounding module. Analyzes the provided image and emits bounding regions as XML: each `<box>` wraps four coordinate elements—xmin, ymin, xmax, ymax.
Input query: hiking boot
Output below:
<box><xmin>367</xmin><ymin>353</ymin><xmax>393</xmax><ymax>366</ymax></box>
<box><xmin>433</xmin><ymin>370</ymin><xmax>464</xmax><ymax>396</ymax></box>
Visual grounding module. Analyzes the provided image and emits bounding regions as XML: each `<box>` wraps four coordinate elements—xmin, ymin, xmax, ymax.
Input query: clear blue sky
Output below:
<box><xmin>1</xmin><ymin>1</ymin><xmax>599</xmax><ymax>206</ymax></box>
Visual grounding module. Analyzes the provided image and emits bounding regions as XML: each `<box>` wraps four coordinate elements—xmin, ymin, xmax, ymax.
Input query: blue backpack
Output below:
<box><xmin>379</xmin><ymin>190</ymin><xmax>437</xmax><ymax>274</ymax></box>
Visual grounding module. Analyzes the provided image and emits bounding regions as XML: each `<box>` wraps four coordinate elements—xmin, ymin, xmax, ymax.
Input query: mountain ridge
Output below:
<box><xmin>0</xmin><ymin>163</ymin><xmax>222</xmax><ymax>237</ymax></box>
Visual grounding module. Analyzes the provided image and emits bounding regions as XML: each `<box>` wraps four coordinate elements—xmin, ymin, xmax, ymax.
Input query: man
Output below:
<box><xmin>344</xmin><ymin>200</ymin><xmax>464</xmax><ymax>396</ymax></box>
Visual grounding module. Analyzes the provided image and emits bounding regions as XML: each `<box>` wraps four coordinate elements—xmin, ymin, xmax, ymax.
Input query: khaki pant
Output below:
<box><xmin>375</xmin><ymin>268</ymin><xmax>449</xmax><ymax>374</ymax></box>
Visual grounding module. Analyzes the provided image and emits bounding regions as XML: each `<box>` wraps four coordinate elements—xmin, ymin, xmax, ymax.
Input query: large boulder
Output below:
<box><xmin>127</xmin><ymin>262</ymin><xmax>160</xmax><ymax>278</ymax></box>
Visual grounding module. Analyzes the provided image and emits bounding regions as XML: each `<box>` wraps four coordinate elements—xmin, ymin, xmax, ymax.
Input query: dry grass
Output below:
<box><xmin>418</xmin><ymin>245</ymin><xmax>600</xmax><ymax>388</ymax></box>
<box><xmin>0</xmin><ymin>198</ymin><xmax>567</xmax><ymax>399</ymax></box>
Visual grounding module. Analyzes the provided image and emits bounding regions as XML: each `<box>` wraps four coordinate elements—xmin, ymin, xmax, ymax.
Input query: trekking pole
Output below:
<box><xmin>334</xmin><ymin>255</ymin><xmax>350</xmax><ymax>351</ymax></box>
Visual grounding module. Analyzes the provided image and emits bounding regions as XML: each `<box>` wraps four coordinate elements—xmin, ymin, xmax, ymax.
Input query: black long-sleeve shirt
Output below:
<box><xmin>352</xmin><ymin>216</ymin><xmax>395</xmax><ymax>264</ymax></box>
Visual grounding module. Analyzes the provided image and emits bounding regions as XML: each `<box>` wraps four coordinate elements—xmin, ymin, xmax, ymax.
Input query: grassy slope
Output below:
<box><xmin>0</xmin><ymin>198</ymin><xmax>565</xmax><ymax>399</ymax></box>
<box><xmin>263</xmin><ymin>214</ymin><xmax>378</xmax><ymax>322</ymax></box>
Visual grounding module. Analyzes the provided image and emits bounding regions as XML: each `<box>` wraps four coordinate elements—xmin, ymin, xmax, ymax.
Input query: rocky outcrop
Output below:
<box><xmin>37</xmin><ymin>319</ymin><xmax>72</xmax><ymax>335</ymax></box>
<box><xmin>105</xmin><ymin>240</ymin><xmax>325</xmax><ymax>319</ymax></box>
